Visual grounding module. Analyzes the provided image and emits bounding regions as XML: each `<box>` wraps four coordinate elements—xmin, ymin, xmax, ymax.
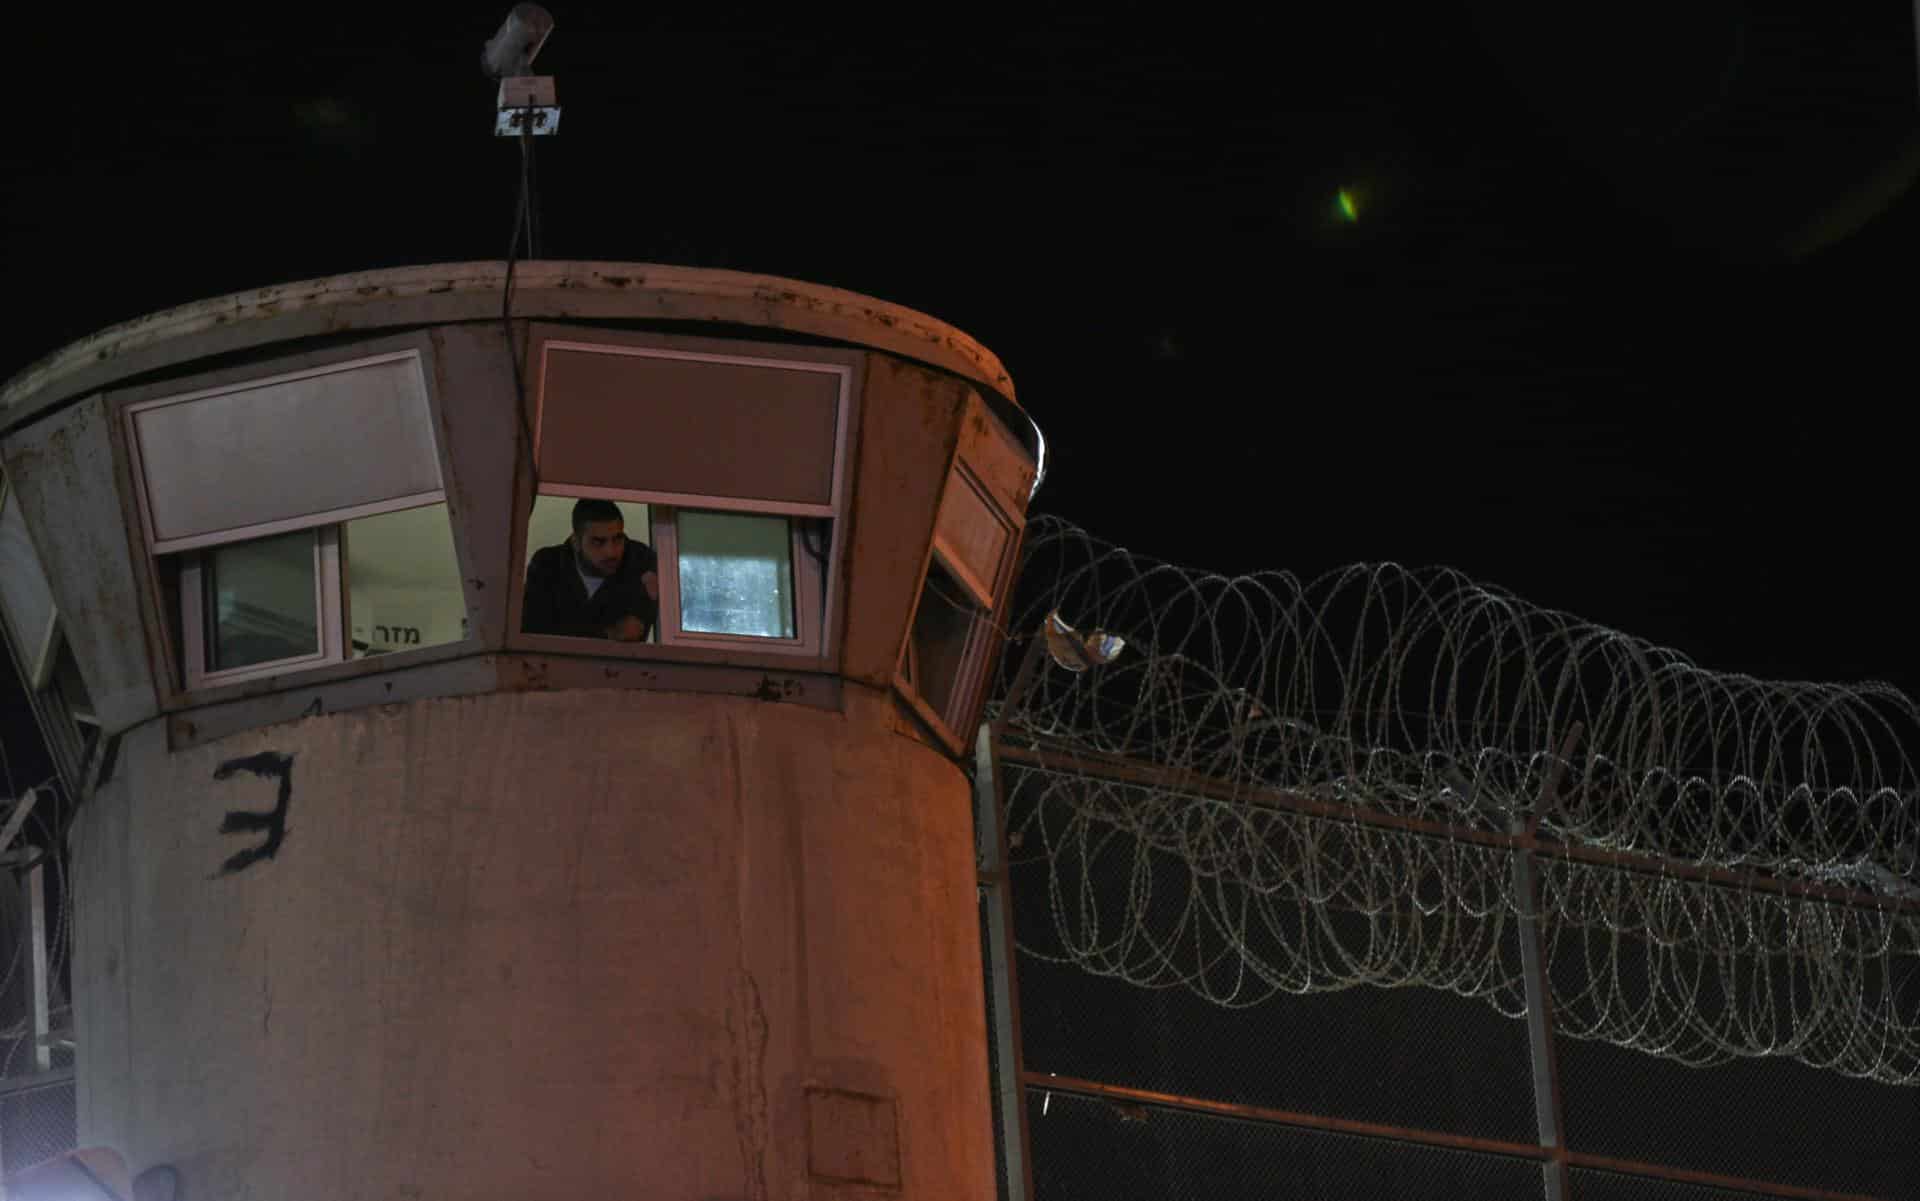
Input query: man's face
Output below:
<box><xmin>574</xmin><ymin>519</ymin><xmax>627</xmax><ymax>577</ymax></box>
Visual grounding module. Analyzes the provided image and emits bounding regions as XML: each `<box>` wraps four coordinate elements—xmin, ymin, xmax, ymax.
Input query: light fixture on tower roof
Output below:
<box><xmin>485</xmin><ymin>4</ymin><xmax>560</xmax><ymax>136</ymax></box>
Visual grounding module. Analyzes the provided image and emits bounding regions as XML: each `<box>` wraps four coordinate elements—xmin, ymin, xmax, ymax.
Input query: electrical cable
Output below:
<box><xmin>501</xmin><ymin>121</ymin><xmax>542</xmax><ymax>495</ymax></box>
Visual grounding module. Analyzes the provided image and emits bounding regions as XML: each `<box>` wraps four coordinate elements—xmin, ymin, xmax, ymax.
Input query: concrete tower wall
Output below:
<box><xmin>75</xmin><ymin>687</ymin><xmax>987</xmax><ymax>1199</ymax></box>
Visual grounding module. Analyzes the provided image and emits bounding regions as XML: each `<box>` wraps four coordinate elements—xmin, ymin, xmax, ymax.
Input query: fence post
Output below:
<box><xmin>28</xmin><ymin>858</ymin><xmax>51</xmax><ymax>1075</ymax></box>
<box><xmin>1514</xmin><ymin>724</ymin><xmax>1582</xmax><ymax>1201</ymax></box>
<box><xmin>975</xmin><ymin>724</ymin><xmax>1033</xmax><ymax>1201</ymax></box>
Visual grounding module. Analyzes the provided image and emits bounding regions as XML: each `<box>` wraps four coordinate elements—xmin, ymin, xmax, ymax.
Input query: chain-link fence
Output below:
<box><xmin>1028</xmin><ymin>1088</ymin><xmax>1548</xmax><ymax>1201</ymax></box>
<box><xmin>0</xmin><ymin>789</ymin><xmax>76</xmax><ymax>1181</ymax></box>
<box><xmin>1568</xmin><ymin>1169</ymin><xmax>1829</xmax><ymax>1201</ymax></box>
<box><xmin>0</xmin><ymin>1072</ymin><xmax>76</xmax><ymax>1179</ymax></box>
<box><xmin>986</xmin><ymin>744</ymin><xmax>1920</xmax><ymax>1200</ymax></box>
<box><xmin>1011</xmin><ymin>837</ymin><xmax>1539</xmax><ymax>1144</ymax></box>
<box><xmin>1557</xmin><ymin>1033</ymin><xmax>1917</xmax><ymax>1199</ymax></box>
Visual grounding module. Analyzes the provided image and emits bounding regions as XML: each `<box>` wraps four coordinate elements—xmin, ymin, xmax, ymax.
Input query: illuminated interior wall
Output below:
<box><xmin>345</xmin><ymin>503</ymin><xmax>466</xmax><ymax>655</ymax></box>
<box><xmin>522</xmin><ymin>495</ymin><xmax>652</xmax><ymax>567</ymax></box>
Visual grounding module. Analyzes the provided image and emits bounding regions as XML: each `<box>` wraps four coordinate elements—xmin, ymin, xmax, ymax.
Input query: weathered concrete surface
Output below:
<box><xmin>73</xmin><ymin>685</ymin><xmax>991</xmax><ymax>1200</ymax></box>
<box><xmin>1</xmin><ymin>262</ymin><xmax>1020</xmax><ymax>427</ymax></box>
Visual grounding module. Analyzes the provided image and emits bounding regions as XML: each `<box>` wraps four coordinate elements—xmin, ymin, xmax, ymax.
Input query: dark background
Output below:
<box><xmin>5</xmin><ymin>4</ymin><xmax>1919</xmax><ymax>792</ymax></box>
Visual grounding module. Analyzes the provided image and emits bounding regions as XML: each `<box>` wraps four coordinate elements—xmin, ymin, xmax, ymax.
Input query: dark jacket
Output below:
<box><xmin>522</xmin><ymin>539</ymin><xmax>659</xmax><ymax>639</ymax></box>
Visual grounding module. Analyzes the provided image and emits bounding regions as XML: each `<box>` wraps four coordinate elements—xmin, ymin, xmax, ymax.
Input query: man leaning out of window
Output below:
<box><xmin>522</xmin><ymin>498</ymin><xmax>660</xmax><ymax>640</ymax></box>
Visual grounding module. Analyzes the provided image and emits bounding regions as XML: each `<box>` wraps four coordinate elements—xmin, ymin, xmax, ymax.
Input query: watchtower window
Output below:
<box><xmin>197</xmin><ymin>528</ymin><xmax>328</xmax><ymax>673</ymax></box>
<box><xmin>674</xmin><ymin>510</ymin><xmax>799</xmax><ymax>640</ymax></box>
<box><xmin>902</xmin><ymin>555</ymin><xmax>986</xmax><ymax>720</ymax></box>
<box><xmin>522</xmin><ymin>491</ymin><xmax>825</xmax><ymax>655</ymax></box>
<box><xmin>896</xmin><ymin>393</ymin><xmax>1031</xmax><ymax>748</ymax></box>
<box><xmin>516</xmin><ymin>336</ymin><xmax>853</xmax><ymax>660</ymax></box>
<box><xmin>173</xmin><ymin>503</ymin><xmax>465</xmax><ymax>688</ymax></box>
<box><xmin>123</xmin><ymin>350</ymin><xmax>469</xmax><ymax>691</ymax></box>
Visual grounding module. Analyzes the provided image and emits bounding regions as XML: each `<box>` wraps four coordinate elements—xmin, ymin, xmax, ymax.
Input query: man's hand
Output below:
<box><xmin>606</xmin><ymin>615</ymin><xmax>647</xmax><ymax>641</ymax></box>
<box><xmin>642</xmin><ymin>570</ymin><xmax>660</xmax><ymax>602</ymax></box>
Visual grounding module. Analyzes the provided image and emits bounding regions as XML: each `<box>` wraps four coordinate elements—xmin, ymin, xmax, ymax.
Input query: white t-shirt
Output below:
<box><xmin>576</xmin><ymin>563</ymin><xmax>606</xmax><ymax>599</ymax></box>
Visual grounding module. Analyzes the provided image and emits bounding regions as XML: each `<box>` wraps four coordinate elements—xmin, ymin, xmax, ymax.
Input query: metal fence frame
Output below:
<box><xmin>0</xmin><ymin>812</ymin><xmax>74</xmax><ymax>1181</ymax></box>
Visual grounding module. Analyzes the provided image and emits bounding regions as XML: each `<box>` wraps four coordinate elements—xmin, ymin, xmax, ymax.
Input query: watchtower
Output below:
<box><xmin>0</xmin><ymin>261</ymin><xmax>1040</xmax><ymax>1199</ymax></box>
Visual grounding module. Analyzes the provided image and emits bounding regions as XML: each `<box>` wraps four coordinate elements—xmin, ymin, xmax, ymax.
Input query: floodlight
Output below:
<box><xmin>482</xmin><ymin>4</ymin><xmax>554</xmax><ymax>79</ymax></box>
<box><xmin>486</xmin><ymin>4</ymin><xmax>561</xmax><ymax>136</ymax></box>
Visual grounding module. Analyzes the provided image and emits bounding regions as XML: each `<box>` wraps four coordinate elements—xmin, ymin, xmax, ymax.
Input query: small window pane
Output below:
<box><xmin>346</xmin><ymin>502</ymin><xmax>466</xmax><ymax>656</ymax></box>
<box><xmin>679</xmin><ymin>511</ymin><xmax>795</xmax><ymax>639</ymax></box>
<box><xmin>934</xmin><ymin>469</ymin><xmax>1011</xmax><ymax>607</ymax></box>
<box><xmin>208</xmin><ymin>531</ymin><xmax>319</xmax><ymax>671</ymax></box>
<box><xmin>908</xmin><ymin>557</ymin><xmax>980</xmax><ymax>722</ymax></box>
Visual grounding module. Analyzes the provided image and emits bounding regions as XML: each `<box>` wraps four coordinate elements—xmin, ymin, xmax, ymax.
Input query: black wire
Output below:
<box><xmin>502</xmin><ymin>121</ymin><xmax>540</xmax><ymax>492</ymax></box>
<box><xmin>800</xmin><ymin>517</ymin><xmax>831</xmax><ymax>566</ymax></box>
<box><xmin>522</xmin><ymin>126</ymin><xmax>542</xmax><ymax>257</ymax></box>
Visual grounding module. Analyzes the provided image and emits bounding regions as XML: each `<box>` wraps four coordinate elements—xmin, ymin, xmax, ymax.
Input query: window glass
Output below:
<box><xmin>346</xmin><ymin>502</ymin><xmax>466</xmax><ymax>656</ymax></box>
<box><xmin>207</xmin><ymin>530</ymin><xmax>319</xmax><ymax>671</ymax></box>
<box><xmin>898</xmin><ymin>432</ymin><xmax>1028</xmax><ymax>741</ymax></box>
<box><xmin>679</xmin><ymin>511</ymin><xmax>795</xmax><ymax>639</ymax></box>
<box><xmin>907</xmin><ymin>556</ymin><xmax>980</xmax><ymax>721</ymax></box>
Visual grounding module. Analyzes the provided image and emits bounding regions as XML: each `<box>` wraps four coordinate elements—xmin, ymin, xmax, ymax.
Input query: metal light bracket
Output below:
<box><xmin>495</xmin><ymin>76</ymin><xmax>560</xmax><ymax>136</ymax></box>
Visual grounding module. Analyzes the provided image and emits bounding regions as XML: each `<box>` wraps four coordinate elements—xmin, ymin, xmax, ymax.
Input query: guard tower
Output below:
<box><xmin>0</xmin><ymin>261</ymin><xmax>1040</xmax><ymax>1199</ymax></box>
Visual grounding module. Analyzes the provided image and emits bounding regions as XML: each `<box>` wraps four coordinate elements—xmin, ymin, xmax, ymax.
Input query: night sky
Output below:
<box><xmin>4</xmin><ymin>5</ymin><xmax>1919</xmax><ymax>789</ymax></box>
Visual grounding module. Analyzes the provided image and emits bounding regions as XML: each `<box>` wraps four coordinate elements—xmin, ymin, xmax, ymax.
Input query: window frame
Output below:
<box><xmin>510</xmin><ymin>328</ymin><xmax>863</xmax><ymax>670</ymax></box>
<box><xmin>113</xmin><ymin>337</ymin><xmax>473</xmax><ymax>700</ymax></box>
<box><xmin>929</xmin><ymin>462</ymin><xmax>1016</xmax><ymax>611</ymax></box>
<box><xmin>533</xmin><ymin>339</ymin><xmax>853</xmax><ymax>521</ymax></box>
<box><xmin>894</xmin><ymin>396</ymin><xmax>1031</xmax><ymax>753</ymax></box>
<box><xmin>899</xmin><ymin>547</ymin><xmax>997</xmax><ymax>724</ymax></box>
<box><xmin>122</xmin><ymin>349</ymin><xmax>447</xmax><ymax>555</ymax></box>
<box><xmin>178</xmin><ymin>526</ymin><xmax>345</xmax><ymax>689</ymax></box>
<box><xmin>652</xmin><ymin>507</ymin><xmax>825</xmax><ymax>657</ymax></box>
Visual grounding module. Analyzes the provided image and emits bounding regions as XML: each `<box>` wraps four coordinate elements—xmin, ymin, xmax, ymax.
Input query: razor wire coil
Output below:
<box><xmin>994</xmin><ymin>517</ymin><xmax>1920</xmax><ymax>1083</ymax></box>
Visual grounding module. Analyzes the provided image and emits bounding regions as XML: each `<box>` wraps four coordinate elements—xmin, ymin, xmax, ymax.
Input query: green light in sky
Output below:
<box><xmin>1336</xmin><ymin>188</ymin><xmax>1359</xmax><ymax>222</ymax></box>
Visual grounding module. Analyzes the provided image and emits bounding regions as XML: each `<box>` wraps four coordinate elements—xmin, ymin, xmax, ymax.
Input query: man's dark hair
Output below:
<box><xmin>571</xmin><ymin>498</ymin><xmax>624</xmax><ymax>533</ymax></box>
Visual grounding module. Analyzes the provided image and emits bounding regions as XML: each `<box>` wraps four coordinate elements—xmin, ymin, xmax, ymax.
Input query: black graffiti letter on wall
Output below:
<box><xmin>211</xmin><ymin>751</ymin><xmax>294</xmax><ymax>878</ymax></box>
